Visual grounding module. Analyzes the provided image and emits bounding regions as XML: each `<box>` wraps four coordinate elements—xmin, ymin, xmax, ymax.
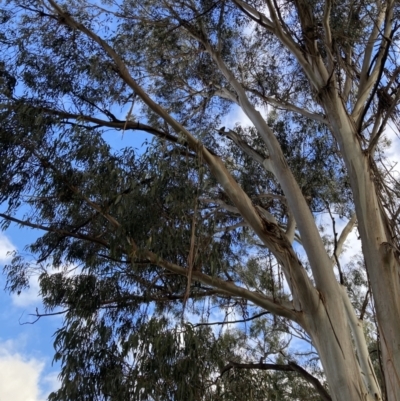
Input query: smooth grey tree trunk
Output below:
<box><xmin>323</xmin><ymin>90</ymin><xmax>400</xmax><ymax>401</ymax></box>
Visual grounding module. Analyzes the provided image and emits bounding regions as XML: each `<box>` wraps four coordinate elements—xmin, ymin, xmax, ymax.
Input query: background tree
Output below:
<box><xmin>1</xmin><ymin>0</ymin><xmax>400</xmax><ymax>400</ymax></box>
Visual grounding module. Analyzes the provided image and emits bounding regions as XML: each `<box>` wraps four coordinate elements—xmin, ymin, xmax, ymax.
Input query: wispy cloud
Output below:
<box><xmin>11</xmin><ymin>276</ymin><xmax>41</xmax><ymax>308</ymax></box>
<box><xmin>40</xmin><ymin>371</ymin><xmax>61</xmax><ymax>398</ymax></box>
<box><xmin>222</xmin><ymin>105</ymin><xmax>254</xmax><ymax>129</ymax></box>
<box><xmin>11</xmin><ymin>262</ymin><xmax>81</xmax><ymax>309</ymax></box>
<box><xmin>0</xmin><ymin>232</ymin><xmax>15</xmax><ymax>263</ymax></box>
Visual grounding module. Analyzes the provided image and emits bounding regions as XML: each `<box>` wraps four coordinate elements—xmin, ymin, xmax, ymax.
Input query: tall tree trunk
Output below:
<box><xmin>209</xmin><ymin>44</ymin><xmax>386</xmax><ymax>401</ymax></box>
<box><xmin>324</xmin><ymin>90</ymin><xmax>400</xmax><ymax>401</ymax></box>
<box><xmin>305</xmin><ymin>295</ymin><xmax>380</xmax><ymax>401</ymax></box>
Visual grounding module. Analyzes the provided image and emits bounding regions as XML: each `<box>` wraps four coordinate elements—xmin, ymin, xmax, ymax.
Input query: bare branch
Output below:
<box><xmin>200</xmin><ymin>198</ymin><xmax>242</xmax><ymax>215</ymax></box>
<box><xmin>201</xmin><ymin>197</ymin><xmax>277</xmax><ymax>225</ymax></box>
<box><xmin>221</xmin><ymin>360</ymin><xmax>332</xmax><ymax>401</ymax></box>
<box><xmin>244</xmin><ymin>87</ymin><xmax>328</xmax><ymax>124</ymax></box>
<box><xmin>331</xmin><ymin>213</ymin><xmax>357</xmax><ymax>265</ymax></box>
<box><xmin>215</xmin><ymin>221</ymin><xmax>248</xmax><ymax>233</ymax></box>
<box><xmin>231</xmin><ymin>0</ymin><xmax>274</xmax><ymax>30</ymax></box>
<box><xmin>342</xmin><ymin>46</ymin><xmax>354</xmax><ymax>102</ymax></box>
<box><xmin>19</xmin><ymin>309</ymin><xmax>69</xmax><ymax>325</ymax></box>
<box><xmin>358</xmin><ymin>4</ymin><xmax>387</xmax><ymax>95</ymax></box>
<box><xmin>368</xmin><ymin>86</ymin><xmax>400</xmax><ymax>154</ymax></box>
<box><xmin>353</xmin><ymin>2</ymin><xmax>395</xmax><ymax>121</ymax></box>
<box><xmin>23</xmin><ymin>105</ymin><xmax>207</xmax><ymax>151</ymax></box>
<box><xmin>232</xmin><ymin>0</ymin><xmax>324</xmax><ymax>88</ymax></box>
<box><xmin>359</xmin><ymin>289</ymin><xmax>370</xmax><ymax>321</ymax></box>
<box><xmin>326</xmin><ymin>205</ymin><xmax>344</xmax><ymax>284</ymax></box>
<box><xmin>340</xmin><ymin>286</ymin><xmax>382</xmax><ymax>399</ymax></box>
<box><xmin>194</xmin><ymin>310</ymin><xmax>270</xmax><ymax>327</ymax></box>
<box><xmin>288</xmin><ymin>362</ymin><xmax>332</xmax><ymax>401</ymax></box>
<box><xmin>322</xmin><ymin>0</ymin><xmax>334</xmax><ymax>71</ymax></box>
<box><xmin>285</xmin><ymin>211</ymin><xmax>296</xmax><ymax>244</ymax></box>
<box><xmin>217</xmin><ymin>127</ymin><xmax>266</xmax><ymax>166</ymax></box>
<box><xmin>183</xmin><ymin>195</ymin><xmax>199</xmax><ymax>307</ymax></box>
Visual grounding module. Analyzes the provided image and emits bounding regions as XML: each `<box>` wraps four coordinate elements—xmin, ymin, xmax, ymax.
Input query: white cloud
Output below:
<box><xmin>0</xmin><ymin>232</ymin><xmax>15</xmax><ymax>263</ymax></box>
<box><xmin>384</xmin><ymin>126</ymin><xmax>400</xmax><ymax>181</ymax></box>
<box><xmin>0</xmin><ymin>340</ymin><xmax>45</xmax><ymax>401</ymax></box>
<box><xmin>316</xmin><ymin>211</ymin><xmax>361</xmax><ymax>266</ymax></box>
<box><xmin>222</xmin><ymin>105</ymin><xmax>255</xmax><ymax>129</ymax></box>
<box><xmin>41</xmin><ymin>372</ymin><xmax>61</xmax><ymax>397</ymax></box>
<box><xmin>11</xmin><ymin>263</ymin><xmax>81</xmax><ymax>309</ymax></box>
<box><xmin>11</xmin><ymin>276</ymin><xmax>41</xmax><ymax>308</ymax></box>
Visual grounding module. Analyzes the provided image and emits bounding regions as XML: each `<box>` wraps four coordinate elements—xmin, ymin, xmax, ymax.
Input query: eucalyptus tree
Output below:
<box><xmin>1</xmin><ymin>0</ymin><xmax>400</xmax><ymax>400</ymax></box>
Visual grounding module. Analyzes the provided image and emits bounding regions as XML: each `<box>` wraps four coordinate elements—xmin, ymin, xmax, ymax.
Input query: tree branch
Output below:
<box><xmin>193</xmin><ymin>24</ymin><xmax>330</xmax><ymax>306</ymax></box>
<box><xmin>340</xmin><ymin>285</ymin><xmax>382</xmax><ymax>399</ymax></box>
<box><xmin>217</xmin><ymin>127</ymin><xmax>267</xmax><ymax>167</ymax></box>
<box><xmin>0</xmin><ymin>213</ymin><xmax>110</xmax><ymax>248</ymax></box>
<box><xmin>215</xmin><ymin>221</ymin><xmax>248</xmax><ymax>233</ymax></box>
<box><xmin>201</xmin><ymin>197</ymin><xmax>277</xmax><ymax>225</ymax></box>
<box><xmin>244</xmin><ymin>87</ymin><xmax>328</xmax><ymax>124</ymax></box>
<box><xmin>326</xmin><ymin>205</ymin><xmax>344</xmax><ymax>284</ymax></box>
<box><xmin>353</xmin><ymin>1</ymin><xmax>395</xmax><ymax>122</ymax></box>
<box><xmin>359</xmin><ymin>289</ymin><xmax>370</xmax><ymax>321</ymax></box>
<box><xmin>99</xmin><ymin>290</ymin><xmax>222</xmax><ymax>307</ymax></box>
<box><xmin>368</xmin><ymin>86</ymin><xmax>400</xmax><ymax>154</ymax></box>
<box><xmin>194</xmin><ymin>310</ymin><xmax>270</xmax><ymax>327</ymax></box>
<box><xmin>285</xmin><ymin>211</ymin><xmax>296</xmax><ymax>244</ymax></box>
<box><xmin>330</xmin><ymin>213</ymin><xmax>357</xmax><ymax>265</ymax></box>
<box><xmin>21</xmin><ymin>104</ymin><xmax>217</xmax><ymax>154</ymax></box>
<box><xmin>47</xmin><ymin>0</ymin><xmax>317</xmax><ymax>315</ymax></box>
<box><xmin>235</xmin><ymin>0</ymin><xmax>324</xmax><ymax>88</ymax></box>
<box><xmin>231</xmin><ymin>0</ymin><xmax>274</xmax><ymax>30</ymax></box>
<box><xmin>220</xmin><ymin>360</ymin><xmax>332</xmax><ymax>401</ymax></box>
<box><xmin>0</xmin><ymin>211</ymin><xmax>299</xmax><ymax>321</ymax></box>
<box><xmin>358</xmin><ymin>4</ymin><xmax>387</xmax><ymax>97</ymax></box>
<box><xmin>322</xmin><ymin>0</ymin><xmax>334</xmax><ymax>71</ymax></box>
<box><xmin>19</xmin><ymin>309</ymin><xmax>70</xmax><ymax>325</ymax></box>
<box><xmin>143</xmin><ymin>250</ymin><xmax>300</xmax><ymax>322</ymax></box>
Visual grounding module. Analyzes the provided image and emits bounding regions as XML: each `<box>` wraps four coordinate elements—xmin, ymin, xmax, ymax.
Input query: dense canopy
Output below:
<box><xmin>1</xmin><ymin>0</ymin><xmax>400</xmax><ymax>400</ymax></box>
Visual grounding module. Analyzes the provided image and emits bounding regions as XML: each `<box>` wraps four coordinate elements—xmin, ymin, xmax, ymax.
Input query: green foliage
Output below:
<box><xmin>1</xmin><ymin>0</ymin><xmax>396</xmax><ymax>399</ymax></box>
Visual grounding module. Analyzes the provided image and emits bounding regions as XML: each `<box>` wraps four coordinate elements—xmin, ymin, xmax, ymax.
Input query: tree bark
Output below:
<box><xmin>322</xmin><ymin>89</ymin><xmax>400</xmax><ymax>401</ymax></box>
<box><xmin>305</xmin><ymin>296</ymin><xmax>381</xmax><ymax>401</ymax></box>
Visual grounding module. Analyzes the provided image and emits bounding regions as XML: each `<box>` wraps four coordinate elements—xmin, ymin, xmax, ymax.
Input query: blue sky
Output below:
<box><xmin>2</xmin><ymin>91</ymin><xmax>397</xmax><ymax>399</ymax></box>
<box><xmin>0</xmin><ymin>10</ymin><xmax>256</xmax><ymax>398</ymax></box>
<box><xmin>3</xmin><ymin>3</ymin><xmax>399</xmax><ymax>400</ymax></box>
<box><xmin>0</xmin><ymin>98</ymin><xmax>252</xmax><ymax>400</ymax></box>
<box><xmin>0</xmin><ymin>228</ymin><xmax>60</xmax><ymax>400</ymax></box>
<box><xmin>0</xmin><ymin>101</ymin><xmax>152</xmax><ymax>399</ymax></box>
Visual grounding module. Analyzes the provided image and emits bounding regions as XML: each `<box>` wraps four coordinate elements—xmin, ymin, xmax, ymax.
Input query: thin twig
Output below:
<box><xmin>194</xmin><ymin>310</ymin><xmax>270</xmax><ymax>327</ymax></box>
